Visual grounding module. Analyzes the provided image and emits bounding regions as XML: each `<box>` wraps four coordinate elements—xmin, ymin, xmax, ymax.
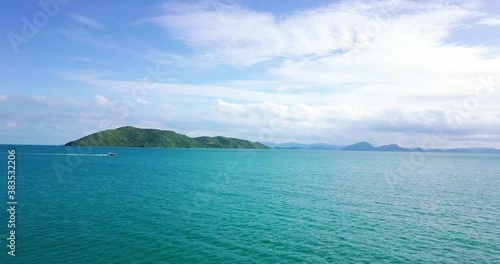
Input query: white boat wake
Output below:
<box><xmin>18</xmin><ymin>153</ymin><xmax>109</xmax><ymax>157</ymax></box>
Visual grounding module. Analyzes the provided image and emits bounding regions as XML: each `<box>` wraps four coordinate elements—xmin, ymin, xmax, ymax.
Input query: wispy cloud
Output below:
<box><xmin>148</xmin><ymin>0</ymin><xmax>484</xmax><ymax>66</ymax></box>
<box><xmin>71</xmin><ymin>57</ymin><xmax>93</xmax><ymax>62</ymax></box>
<box><xmin>4</xmin><ymin>0</ymin><xmax>500</xmax><ymax>147</ymax></box>
<box><xmin>60</xmin><ymin>26</ymin><xmax>117</xmax><ymax>49</ymax></box>
<box><xmin>476</xmin><ymin>15</ymin><xmax>500</xmax><ymax>27</ymax></box>
<box><xmin>95</xmin><ymin>94</ymin><xmax>110</xmax><ymax>106</ymax></box>
<box><xmin>207</xmin><ymin>100</ymin><xmax>500</xmax><ymax>147</ymax></box>
<box><xmin>68</xmin><ymin>13</ymin><xmax>107</xmax><ymax>30</ymax></box>
<box><xmin>6</xmin><ymin>94</ymin><xmax>85</xmax><ymax>108</ymax></box>
<box><xmin>142</xmin><ymin>49</ymin><xmax>190</xmax><ymax>67</ymax></box>
<box><xmin>70</xmin><ymin>0</ymin><xmax>496</xmax><ymax>147</ymax></box>
<box><xmin>145</xmin><ymin>3</ymin><xmax>500</xmax><ymax>104</ymax></box>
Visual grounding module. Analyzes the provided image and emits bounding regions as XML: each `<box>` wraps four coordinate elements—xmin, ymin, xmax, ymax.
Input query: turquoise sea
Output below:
<box><xmin>1</xmin><ymin>145</ymin><xmax>499</xmax><ymax>263</ymax></box>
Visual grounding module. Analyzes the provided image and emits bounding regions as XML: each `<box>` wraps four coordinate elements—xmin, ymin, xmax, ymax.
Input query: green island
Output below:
<box><xmin>65</xmin><ymin>126</ymin><xmax>269</xmax><ymax>149</ymax></box>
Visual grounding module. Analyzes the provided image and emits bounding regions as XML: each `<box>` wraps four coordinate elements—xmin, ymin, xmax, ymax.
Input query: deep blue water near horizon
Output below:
<box><xmin>0</xmin><ymin>145</ymin><xmax>499</xmax><ymax>263</ymax></box>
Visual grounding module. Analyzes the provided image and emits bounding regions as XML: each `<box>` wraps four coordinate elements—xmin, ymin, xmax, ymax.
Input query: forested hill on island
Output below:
<box><xmin>65</xmin><ymin>126</ymin><xmax>269</xmax><ymax>149</ymax></box>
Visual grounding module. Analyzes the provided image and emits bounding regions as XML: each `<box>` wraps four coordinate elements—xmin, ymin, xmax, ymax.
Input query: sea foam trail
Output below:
<box><xmin>18</xmin><ymin>153</ymin><xmax>109</xmax><ymax>157</ymax></box>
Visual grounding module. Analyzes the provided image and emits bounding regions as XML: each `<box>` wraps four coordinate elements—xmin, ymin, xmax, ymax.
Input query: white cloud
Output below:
<box><xmin>150</xmin><ymin>0</ymin><xmax>483</xmax><ymax>66</ymax></box>
<box><xmin>136</xmin><ymin>98</ymin><xmax>149</xmax><ymax>105</ymax></box>
<box><xmin>60</xmin><ymin>26</ymin><xmax>117</xmax><ymax>49</ymax></box>
<box><xmin>208</xmin><ymin>99</ymin><xmax>393</xmax><ymax>129</ymax></box>
<box><xmin>147</xmin><ymin>1</ymin><xmax>500</xmax><ymax>103</ymax></box>
<box><xmin>142</xmin><ymin>49</ymin><xmax>190</xmax><ymax>66</ymax></box>
<box><xmin>20</xmin><ymin>95</ymin><xmax>82</xmax><ymax>108</ymax></box>
<box><xmin>145</xmin><ymin>1</ymin><xmax>500</xmax><ymax>117</ymax></box>
<box><xmin>71</xmin><ymin>57</ymin><xmax>93</xmax><ymax>62</ymax></box>
<box><xmin>64</xmin><ymin>75</ymin><xmax>328</xmax><ymax>104</ymax></box>
<box><xmin>95</xmin><ymin>94</ymin><xmax>110</xmax><ymax>106</ymax></box>
<box><xmin>0</xmin><ymin>94</ymin><xmax>6</xmax><ymax>102</ymax></box>
<box><xmin>51</xmin><ymin>1</ymin><xmax>500</xmax><ymax>147</ymax></box>
<box><xmin>32</xmin><ymin>95</ymin><xmax>48</xmax><ymax>103</ymax></box>
<box><xmin>206</xmin><ymin>100</ymin><xmax>500</xmax><ymax>147</ymax></box>
<box><xmin>476</xmin><ymin>15</ymin><xmax>500</xmax><ymax>27</ymax></box>
<box><xmin>6</xmin><ymin>122</ymin><xmax>17</xmax><ymax>128</ymax></box>
<box><xmin>69</xmin><ymin>14</ymin><xmax>107</xmax><ymax>30</ymax></box>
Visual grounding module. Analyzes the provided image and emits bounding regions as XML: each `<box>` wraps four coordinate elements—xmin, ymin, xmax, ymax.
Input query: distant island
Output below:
<box><xmin>65</xmin><ymin>126</ymin><xmax>269</xmax><ymax>149</ymax></box>
<box><xmin>343</xmin><ymin>141</ymin><xmax>414</xmax><ymax>152</ymax></box>
<box><xmin>262</xmin><ymin>142</ymin><xmax>343</xmax><ymax>150</ymax></box>
<box><xmin>342</xmin><ymin>141</ymin><xmax>500</xmax><ymax>154</ymax></box>
<box><xmin>66</xmin><ymin>129</ymin><xmax>500</xmax><ymax>153</ymax></box>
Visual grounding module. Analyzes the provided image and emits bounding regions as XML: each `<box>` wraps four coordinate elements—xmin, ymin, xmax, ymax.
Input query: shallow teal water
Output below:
<box><xmin>1</xmin><ymin>145</ymin><xmax>499</xmax><ymax>263</ymax></box>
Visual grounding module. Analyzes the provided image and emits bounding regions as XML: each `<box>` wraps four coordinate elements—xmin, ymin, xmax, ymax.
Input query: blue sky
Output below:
<box><xmin>1</xmin><ymin>0</ymin><xmax>500</xmax><ymax>147</ymax></box>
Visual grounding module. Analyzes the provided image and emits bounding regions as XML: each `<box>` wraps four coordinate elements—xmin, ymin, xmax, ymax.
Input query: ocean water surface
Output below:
<box><xmin>1</xmin><ymin>145</ymin><xmax>499</xmax><ymax>263</ymax></box>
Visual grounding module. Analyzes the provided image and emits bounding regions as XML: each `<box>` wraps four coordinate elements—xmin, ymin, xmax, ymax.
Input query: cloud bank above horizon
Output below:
<box><xmin>1</xmin><ymin>0</ymin><xmax>500</xmax><ymax>148</ymax></box>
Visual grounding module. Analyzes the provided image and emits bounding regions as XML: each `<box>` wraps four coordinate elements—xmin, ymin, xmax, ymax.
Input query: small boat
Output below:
<box><xmin>107</xmin><ymin>152</ymin><xmax>117</xmax><ymax>156</ymax></box>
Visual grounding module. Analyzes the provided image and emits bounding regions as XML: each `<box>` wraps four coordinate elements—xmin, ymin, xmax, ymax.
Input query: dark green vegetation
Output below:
<box><xmin>65</xmin><ymin>126</ymin><xmax>269</xmax><ymax>149</ymax></box>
